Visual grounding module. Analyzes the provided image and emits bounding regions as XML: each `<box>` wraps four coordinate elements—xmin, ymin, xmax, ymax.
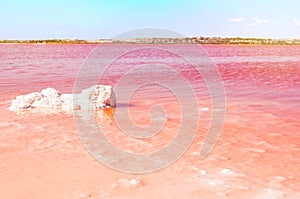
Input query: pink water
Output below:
<box><xmin>0</xmin><ymin>44</ymin><xmax>300</xmax><ymax>198</ymax></box>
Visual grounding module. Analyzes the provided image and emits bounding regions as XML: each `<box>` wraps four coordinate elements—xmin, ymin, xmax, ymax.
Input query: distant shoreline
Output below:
<box><xmin>1</xmin><ymin>37</ymin><xmax>300</xmax><ymax>45</ymax></box>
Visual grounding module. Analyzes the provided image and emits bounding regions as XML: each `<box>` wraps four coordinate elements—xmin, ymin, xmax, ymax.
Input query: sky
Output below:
<box><xmin>0</xmin><ymin>0</ymin><xmax>300</xmax><ymax>39</ymax></box>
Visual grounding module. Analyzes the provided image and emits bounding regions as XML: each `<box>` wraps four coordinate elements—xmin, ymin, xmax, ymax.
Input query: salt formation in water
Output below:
<box><xmin>9</xmin><ymin>85</ymin><xmax>116</xmax><ymax>112</ymax></box>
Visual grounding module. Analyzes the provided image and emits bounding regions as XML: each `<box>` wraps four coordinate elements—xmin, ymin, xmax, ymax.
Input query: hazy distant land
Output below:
<box><xmin>1</xmin><ymin>37</ymin><xmax>300</xmax><ymax>45</ymax></box>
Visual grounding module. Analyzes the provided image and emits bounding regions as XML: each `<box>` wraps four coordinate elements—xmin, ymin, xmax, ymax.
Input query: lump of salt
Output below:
<box><xmin>9</xmin><ymin>85</ymin><xmax>116</xmax><ymax>113</ymax></box>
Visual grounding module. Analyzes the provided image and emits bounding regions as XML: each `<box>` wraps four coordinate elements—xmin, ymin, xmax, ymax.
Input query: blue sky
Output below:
<box><xmin>0</xmin><ymin>0</ymin><xmax>299</xmax><ymax>39</ymax></box>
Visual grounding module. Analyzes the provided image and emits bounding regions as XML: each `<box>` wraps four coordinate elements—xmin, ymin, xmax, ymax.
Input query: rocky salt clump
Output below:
<box><xmin>9</xmin><ymin>85</ymin><xmax>116</xmax><ymax>113</ymax></box>
<box><xmin>77</xmin><ymin>85</ymin><xmax>116</xmax><ymax>110</ymax></box>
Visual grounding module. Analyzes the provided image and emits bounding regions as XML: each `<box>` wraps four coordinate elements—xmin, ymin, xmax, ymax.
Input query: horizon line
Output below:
<box><xmin>1</xmin><ymin>36</ymin><xmax>300</xmax><ymax>40</ymax></box>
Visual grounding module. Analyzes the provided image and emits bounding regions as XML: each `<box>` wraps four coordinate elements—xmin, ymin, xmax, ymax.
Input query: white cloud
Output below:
<box><xmin>229</xmin><ymin>17</ymin><xmax>244</xmax><ymax>22</ymax></box>
<box><xmin>292</xmin><ymin>18</ymin><xmax>300</xmax><ymax>26</ymax></box>
<box><xmin>250</xmin><ymin>17</ymin><xmax>268</xmax><ymax>26</ymax></box>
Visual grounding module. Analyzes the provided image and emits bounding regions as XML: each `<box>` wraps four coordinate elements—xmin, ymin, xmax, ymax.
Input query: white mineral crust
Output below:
<box><xmin>9</xmin><ymin>85</ymin><xmax>116</xmax><ymax>113</ymax></box>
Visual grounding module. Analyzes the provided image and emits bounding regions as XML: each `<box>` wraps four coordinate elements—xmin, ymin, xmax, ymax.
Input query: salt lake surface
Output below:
<box><xmin>0</xmin><ymin>44</ymin><xmax>300</xmax><ymax>198</ymax></box>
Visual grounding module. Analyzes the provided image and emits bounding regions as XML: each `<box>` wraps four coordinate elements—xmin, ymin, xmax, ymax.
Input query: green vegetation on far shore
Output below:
<box><xmin>1</xmin><ymin>37</ymin><xmax>300</xmax><ymax>45</ymax></box>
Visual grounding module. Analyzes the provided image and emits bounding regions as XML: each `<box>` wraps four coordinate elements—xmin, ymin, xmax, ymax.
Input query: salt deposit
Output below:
<box><xmin>9</xmin><ymin>85</ymin><xmax>116</xmax><ymax>113</ymax></box>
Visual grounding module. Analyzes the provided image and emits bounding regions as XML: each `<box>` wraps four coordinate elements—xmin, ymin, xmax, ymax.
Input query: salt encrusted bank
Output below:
<box><xmin>9</xmin><ymin>85</ymin><xmax>116</xmax><ymax>113</ymax></box>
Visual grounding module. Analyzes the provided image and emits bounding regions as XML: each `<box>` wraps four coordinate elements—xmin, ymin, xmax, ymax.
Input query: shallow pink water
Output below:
<box><xmin>0</xmin><ymin>44</ymin><xmax>300</xmax><ymax>198</ymax></box>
